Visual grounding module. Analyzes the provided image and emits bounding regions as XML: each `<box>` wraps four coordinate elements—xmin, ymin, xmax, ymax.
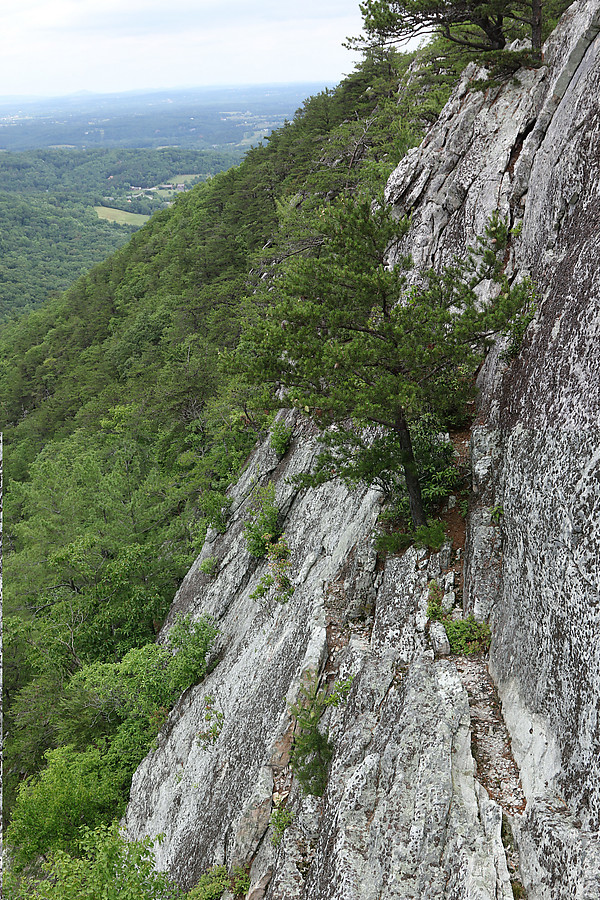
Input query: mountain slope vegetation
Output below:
<box><xmin>1</xmin><ymin>28</ymin><xmax>544</xmax><ymax>894</ymax></box>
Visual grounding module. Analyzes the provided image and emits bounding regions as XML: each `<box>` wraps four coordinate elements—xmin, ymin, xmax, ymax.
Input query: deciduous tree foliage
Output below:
<box><xmin>237</xmin><ymin>199</ymin><xmax>532</xmax><ymax>527</ymax></box>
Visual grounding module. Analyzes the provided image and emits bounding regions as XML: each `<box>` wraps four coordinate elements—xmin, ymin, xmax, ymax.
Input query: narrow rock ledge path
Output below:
<box><xmin>454</xmin><ymin>654</ymin><xmax>526</xmax><ymax>818</ymax></box>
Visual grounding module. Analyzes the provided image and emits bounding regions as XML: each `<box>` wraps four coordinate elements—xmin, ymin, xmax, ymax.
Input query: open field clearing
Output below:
<box><xmin>94</xmin><ymin>206</ymin><xmax>150</xmax><ymax>226</ymax></box>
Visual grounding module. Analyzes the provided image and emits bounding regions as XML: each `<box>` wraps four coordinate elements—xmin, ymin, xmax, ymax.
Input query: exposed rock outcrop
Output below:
<box><xmin>126</xmin><ymin>2</ymin><xmax>600</xmax><ymax>895</ymax></box>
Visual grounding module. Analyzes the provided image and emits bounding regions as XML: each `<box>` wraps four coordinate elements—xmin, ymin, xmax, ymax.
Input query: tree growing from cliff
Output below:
<box><xmin>237</xmin><ymin>198</ymin><xmax>532</xmax><ymax>529</ymax></box>
<box><xmin>353</xmin><ymin>0</ymin><xmax>547</xmax><ymax>54</ymax></box>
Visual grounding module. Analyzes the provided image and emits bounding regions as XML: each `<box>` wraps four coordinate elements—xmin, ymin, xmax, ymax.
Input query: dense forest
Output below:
<box><xmin>0</xmin><ymin>148</ymin><xmax>244</xmax><ymax>319</ymax></box>
<box><xmin>2</xmin><ymin>1</ymin><xmax>569</xmax><ymax>893</ymax></box>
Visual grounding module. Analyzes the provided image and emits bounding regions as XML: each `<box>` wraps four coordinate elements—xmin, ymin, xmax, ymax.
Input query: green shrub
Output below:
<box><xmin>270</xmin><ymin>805</ymin><xmax>295</xmax><ymax>846</ymax></box>
<box><xmin>444</xmin><ymin>616</ymin><xmax>491</xmax><ymax>655</ymax></box>
<box><xmin>270</xmin><ymin>421</ymin><xmax>293</xmax><ymax>457</ymax></box>
<box><xmin>427</xmin><ymin>579</ymin><xmax>445</xmax><ymax>620</ymax></box>
<box><xmin>243</xmin><ymin>482</ymin><xmax>280</xmax><ymax>558</ymax></box>
<box><xmin>6</xmin><ymin>747</ymin><xmax>126</xmax><ymax>870</ymax></box>
<box><xmin>414</xmin><ymin>520</ymin><xmax>447</xmax><ymax>551</ymax></box>
<box><xmin>376</xmin><ymin>518</ymin><xmax>446</xmax><ymax>554</ymax></box>
<box><xmin>199</xmin><ymin>492</ymin><xmax>231</xmax><ymax>534</ymax></box>
<box><xmin>196</xmin><ymin>695</ymin><xmax>225</xmax><ymax>749</ymax></box>
<box><xmin>288</xmin><ymin>672</ymin><xmax>353</xmax><ymax>796</ymax></box>
<box><xmin>199</xmin><ymin>556</ymin><xmax>219</xmax><ymax>577</ymax></box>
<box><xmin>250</xmin><ymin>535</ymin><xmax>294</xmax><ymax>604</ymax></box>
<box><xmin>4</xmin><ymin>822</ymin><xmax>182</xmax><ymax>899</ymax></box>
<box><xmin>374</xmin><ymin>529</ymin><xmax>413</xmax><ymax>554</ymax></box>
<box><xmin>166</xmin><ymin>615</ymin><xmax>219</xmax><ymax>696</ymax></box>
<box><xmin>427</xmin><ymin>581</ymin><xmax>491</xmax><ymax>655</ymax></box>
<box><xmin>231</xmin><ymin>866</ymin><xmax>251</xmax><ymax>897</ymax></box>
<box><xmin>187</xmin><ymin>865</ymin><xmax>229</xmax><ymax>900</ymax></box>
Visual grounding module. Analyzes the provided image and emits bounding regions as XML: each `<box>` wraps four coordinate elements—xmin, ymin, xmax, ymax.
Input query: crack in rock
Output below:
<box><xmin>454</xmin><ymin>655</ymin><xmax>526</xmax><ymax>818</ymax></box>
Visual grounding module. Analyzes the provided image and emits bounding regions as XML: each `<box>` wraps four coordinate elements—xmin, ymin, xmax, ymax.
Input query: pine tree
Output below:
<box><xmin>237</xmin><ymin>198</ymin><xmax>532</xmax><ymax>529</ymax></box>
<box><xmin>354</xmin><ymin>0</ymin><xmax>549</xmax><ymax>53</ymax></box>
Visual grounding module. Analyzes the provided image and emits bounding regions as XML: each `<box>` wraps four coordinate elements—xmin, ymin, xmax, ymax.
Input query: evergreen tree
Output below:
<box><xmin>237</xmin><ymin>199</ymin><xmax>532</xmax><ymax>528</ymax></box>
<box><xmin>353</xmin><ymin>0</ymin><xmax>561</xmax><ymax>53</ymax></box>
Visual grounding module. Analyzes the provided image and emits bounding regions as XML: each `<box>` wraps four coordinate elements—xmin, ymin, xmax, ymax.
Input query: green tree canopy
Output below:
<box><xmin>355</xmin><ymin>0</ymin><xmax>544</xmax><ymax>53</ymax></box>
<box><xmin>236</xmin><ymin>198</ymin><xmax>532</xmax><ymax>527</ymax></box>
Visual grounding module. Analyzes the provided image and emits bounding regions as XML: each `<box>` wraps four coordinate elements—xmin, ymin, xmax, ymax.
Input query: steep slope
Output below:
<box><xmin>384</xmin><ymin>0</ymin><xmax>600</xmax><ymax>891</ymax></box>
<box><xmin>125</xmin><ymin>2</ymin><xmax>600</xmax><ymax>897</ymax></box>
<box><xmin>126</xmin><ymin>412</ymin><xmax>514</xmax><ymax>898</ymax></box>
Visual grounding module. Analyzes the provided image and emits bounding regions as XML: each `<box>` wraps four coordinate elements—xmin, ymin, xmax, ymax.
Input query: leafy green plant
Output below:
<box><xmin>444</xmin><ymin>616</ymin><xmax>491</xmax><ymax>655</ymax></box>
<box><xmin>6</xmin><ymin>747</ymin><xmax>127</xmax><ymax>872</ymax></box>
<box><xmin>231</xmin><ymin>866</ymin><xmax>250</xmax><ymax>897</ymax></box>
<box><xmin>270</xmin><ymin>805</ymin><xmax>295</xmax><ymax>847</ymax></box>
<box><xmin>376</xmin><ymin>519</ymin><xmax>446</xmax><ymax>555</ymax></box>
<box><xmin>270</xmin><ymin>421</ymin><xmax>293</xmax><ymax>456</ymax></box>
<box><xmin>243</xmin><ymin>482</ymin><xmax>280</xmax><ymax>558</ymax></box>
<box><xmin>428</xmin><ymin>581</ymin><xmax>491</xmax><ymax>655</ymax></box>
<box><xmin>187</xmin><ymin>865</ymin><xmax>229</xmax><ymax>900</ymax></box>
<box><xmin>250</xmin><ymin>535</ymin><xmax>294</xmax><ymax>604</ymax></box>
<box><xmin>199</xmin><ymin>556</ymin><xmax>219</xmax><ymax>577</ymax></box>
<box><xmin>427</xmin><ymin>579</ymin><xmax>445</xmax><ymax>619</ymax></box>
<box><xmin>196</xmin><ymin>695</ymin><xmax>225</xmax><ymax>749</ymax></box>
<box><xmin>288</xmin><ymin>672</ymin><xmax>353</xmax><ymax>796</ymax></box>
<box><xmin>414</xmin><ymin>520</ymin><xmax>447</xmax><ymax>551</ymax></box>
<box><xmin>3</xmin><ymin>822</ymin><xmax>182</xmax><ymax>900</ymax></box>
<box><xmin>490</xmin><ymin>504</ymin><xmax>504</xmax><ymax>524</ymax></box>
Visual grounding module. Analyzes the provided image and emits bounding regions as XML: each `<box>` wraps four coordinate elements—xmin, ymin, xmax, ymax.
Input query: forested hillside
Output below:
<box><xmin>2</xmin><ymin>3</ymin><xmax>571</xmax><ymax>892</ymax></box>
<box><xmin>0</xmin><ymin>148</ymin><xmax>242</xmax><ymax>320</ymax></box>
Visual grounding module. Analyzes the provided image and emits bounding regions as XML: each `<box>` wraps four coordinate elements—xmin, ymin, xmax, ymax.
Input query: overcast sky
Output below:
<box><xmin>0</xmin><ymin>0</ymin><xmax>366</xmax><ymax>98</ymax></box>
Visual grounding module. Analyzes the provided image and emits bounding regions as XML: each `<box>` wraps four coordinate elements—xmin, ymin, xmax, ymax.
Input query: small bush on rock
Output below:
<box><xmin>427</xmin><ymin>581</ymin><xmax>491</xmax><ymax>655</ymax></box>
<box><xmin>243</xmin><ymin>482</ymin><xmax>280</xmax><ymax>558</ymax></box>
<box><xmin>187</xmin><ymin>865</ymin><xmax>229</xmax><ymax>900</ymax></box>
<box><xmin>376</xmin><ymin>518</ymin><xmax>447</xmax><ymax>554</ymax></box>
<box><xmin>270</xmin><ymin>805</ymin><xmax>295</xmax><ymax>846</ymax></box>
<box><xmin>231</xmin><ymin>866</ymin><xmax>250</xmax><ymax>897</ymax></box>
<box><xmin>270</xmin><ymin>421</ymin><xmax>293</xmax><ymax>457</ymax></box>
<box><xmin>250</xmin><ymin>534</ymin><xmax>294</xmax><ymax>604</ymax></box>
<box><xmin>289</xmin><ymin>672</ymin><xmax>353</xmax><ymax>796</ymax></box>
<box><xmin>199</xmin><ymin>556</ymin><xmax>219</xmax><ymax>577</ymax></box>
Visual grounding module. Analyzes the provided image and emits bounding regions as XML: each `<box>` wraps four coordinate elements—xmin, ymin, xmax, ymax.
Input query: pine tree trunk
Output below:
<box><xmin>394</xmin><ymin>412</ymin><xmax>427</xmax><ymax>529</ymax></box>
<box><xmin>532</xmin><ymin>0</ymin><xmax>542</xmax><ymax>52</ymax></box>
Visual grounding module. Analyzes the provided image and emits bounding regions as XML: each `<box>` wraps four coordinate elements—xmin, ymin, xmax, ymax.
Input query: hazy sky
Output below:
<box><xmin>0</xmin><ymin>0</ymin><xmax>366</xmax><ymax>98</ymax></box>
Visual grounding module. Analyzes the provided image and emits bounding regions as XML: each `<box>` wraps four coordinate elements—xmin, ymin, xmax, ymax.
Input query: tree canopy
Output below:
<box><xmin>355</xmin><ymin>0</ymin><xmax>553</xmax><ymax>54</ymax></box>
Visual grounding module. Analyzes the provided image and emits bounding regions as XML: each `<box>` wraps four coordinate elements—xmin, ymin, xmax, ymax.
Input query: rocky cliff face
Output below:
<box><xmin>125</xmin><ymin>3</ymin><xmax>600</xmax><ymax>896</ymax></box>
